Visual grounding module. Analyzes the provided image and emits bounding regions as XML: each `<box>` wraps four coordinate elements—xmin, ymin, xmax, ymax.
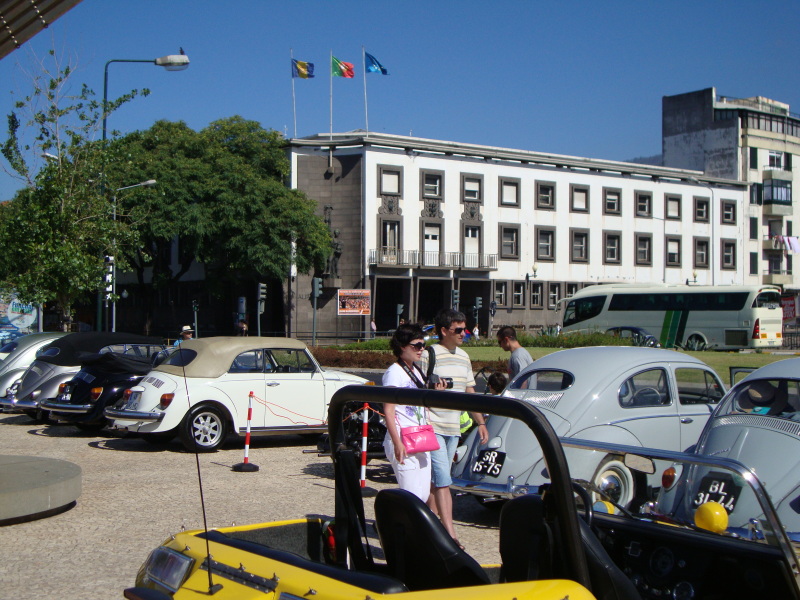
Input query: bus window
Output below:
<box><xmin>753</xmin><ymin>291</ymin><xmax>780</xmax><ymax>309</ymax></box>
<box><xmin>563</xmin><ymin>295</ymin><xmax>605</xmax><ymax>327</ymax></box>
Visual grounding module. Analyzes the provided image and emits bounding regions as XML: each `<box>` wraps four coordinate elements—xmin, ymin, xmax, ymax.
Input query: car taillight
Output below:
<box><xmin>122</xmin><ymin>389</ymin><xmax>133</xmax><ymax>401</ymax></box>
<box><xmin>58</xmin><ymin>383</ymin><xmax>67</xmax><ymax>394</ymax></box>
<box><xmin>159</xmin><ymin>393</ymin><xmax>174</xmax><ymax>409</ymax></box>
<box><xmin>90</xmin><ymin>387</ymin><xmax>103</xmax><ymax>401</ymax></box>
<box><xmin>662</xmin><ymin>466</ymin><xmax>677</xmax><ymax>490</ymax></box>
<box><xmin>752</xmin><ymin>319</ymin><xmax>761</xmax><ymax>339</ymax></box>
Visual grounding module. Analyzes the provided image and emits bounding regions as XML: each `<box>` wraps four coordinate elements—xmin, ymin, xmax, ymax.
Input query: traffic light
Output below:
<box><xmin>312</xmin><ymin>277</ymin><xmax>323</xmax><ymax>298</ymax></box>
<box><xmin>451</xmin><ymin>289</ymin><xmax>460</xmax><ymax>308</ymax></box>
<box><xmin>490</xmin><ymin>300</ymin><xmax>497</xmax><ymax>317</ymax></box>
<box><xmin>103</xmin><ymin>255</ymin><xmax>114</xmax><ymax>295</ymax></box>
<box><xmin>258</xmin><ymin>282</ymin><xmax>267</xmax><ymax>314</ymax></box>
<box><xmin>396</xmin><ymin>303</ymin><xmax>404</xmax><ymax>315</ymax></box>
<box><xmin>192</xmin><ymin>299</ymin><xmax>199</xmax><ymax>312</ymax></box>
<box><xmin>475</xmin><ymin>297</ymin><xmax>483</xmax><ymax>310</ymax></box>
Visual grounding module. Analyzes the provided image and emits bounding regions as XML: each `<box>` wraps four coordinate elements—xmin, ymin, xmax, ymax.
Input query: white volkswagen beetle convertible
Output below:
<box><xmin>452</xmin><ymin>346</ymin><xmax>725</xmax><ymax>508</ymax></box>
<box><xmin>105</xmin><ymin>337</ymin><xmax>368</xmax><ymax>451</ymax></box>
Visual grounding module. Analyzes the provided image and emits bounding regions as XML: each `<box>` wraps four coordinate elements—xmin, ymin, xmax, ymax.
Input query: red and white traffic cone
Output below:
<box><xmin>233</xmin><ymin>391</ymin><xmax>259</xmax><ymax>472</ymax></box>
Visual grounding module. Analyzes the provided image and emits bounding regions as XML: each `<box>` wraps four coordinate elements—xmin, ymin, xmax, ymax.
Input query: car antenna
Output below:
<box><xmin>176</xmin><ymin>342</ymin><xmax>223</xmax><ymax>594</ymax></box>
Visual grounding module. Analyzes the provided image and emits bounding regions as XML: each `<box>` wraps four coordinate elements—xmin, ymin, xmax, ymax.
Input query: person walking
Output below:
<box><xmin>173</xmin><ymin>325</ymin><xmax>193</xmax><ymax>347</ymax></box>
<box><xmin>497</xmin><ymin>326</ymin><xmax>533</xmax><ymax>379</ymax></box>
<box><xmin>418</xmin><ymin>308</ymin><xmax>488</xmax><ymax>548</ymax></box>
<box><xmin>382</xmin><ymin>323</ymin><xmax>434</xmax><ymax>501</ymax></box>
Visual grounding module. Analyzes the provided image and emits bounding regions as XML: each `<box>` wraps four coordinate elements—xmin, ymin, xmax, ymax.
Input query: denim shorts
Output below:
<box><xmin>429</xmin><ymin>433</ymin><xmax>459</xmax><ymax>488</ymax></box>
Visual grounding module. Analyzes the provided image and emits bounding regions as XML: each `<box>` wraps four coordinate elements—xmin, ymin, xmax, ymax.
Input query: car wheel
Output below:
<box><xmin>592</xmin><ymin>456</ymin><xmax>635</xmax><ymax>508</ymax></box>
<box><xmin>179</xmin><ymin>405</ymin><xmax>228</xmax><ymax>452</ymax></box>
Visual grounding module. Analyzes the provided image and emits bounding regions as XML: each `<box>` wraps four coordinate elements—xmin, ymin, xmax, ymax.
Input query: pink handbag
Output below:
<box><xmin>400</xmin><ymin>424</ymin><xmax>440</xmax><ymax>454</ymax></box>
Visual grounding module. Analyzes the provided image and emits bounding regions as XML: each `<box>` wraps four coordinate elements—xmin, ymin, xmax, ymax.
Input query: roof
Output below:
<box><xmin>0</xmin><ymin>0</ymin><xmax>84</xmax><ymax>61</ymax></box>
<box><xmin>155</xmin><ymin>336</ymin><xmax>309</xmax><ymax>379</ymax></box>
<box><xmin>37</xmin><ymin>332</ymin><xmax>162</xmax><ymax>366</ymax></box>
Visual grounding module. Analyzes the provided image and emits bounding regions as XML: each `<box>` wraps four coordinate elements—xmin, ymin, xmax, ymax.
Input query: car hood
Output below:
<box><xmin>320</xmin><ymin>369</ymin><xmax>367</xmax><ymax>384</ymax></box>
<box><xmin>699</xmin><ymin>417</ymin><xmax>800</xmax><ymax>528</ymax></box>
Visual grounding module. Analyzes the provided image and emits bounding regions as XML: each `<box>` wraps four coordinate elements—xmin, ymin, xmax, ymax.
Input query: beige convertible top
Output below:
<box><xmin>155</xmin><ymin>336</ymin><xmax>309</xmax><ymax>379</ymax></box>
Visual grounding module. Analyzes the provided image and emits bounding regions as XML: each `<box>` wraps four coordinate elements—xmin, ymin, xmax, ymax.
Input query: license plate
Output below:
<box><xmin>124</xmin><ymin>392</ymin><xmax>141</xmax><ymax>411</ymax></box>
<box><xmin>472</xmin><ymin>450</ymin><xmax>506</xmax><ymax>477</ymax></box>
<box><xmin>693</xmin><ymin>471</ymin><xmax>741</xmax><ymax>513</ymax></box>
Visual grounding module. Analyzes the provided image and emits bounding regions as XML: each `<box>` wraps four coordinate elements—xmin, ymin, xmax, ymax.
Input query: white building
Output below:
<box><xmin>289</xmin><ymin>132</ymin><xmax>747</xmax><ymax>335</ymax></box>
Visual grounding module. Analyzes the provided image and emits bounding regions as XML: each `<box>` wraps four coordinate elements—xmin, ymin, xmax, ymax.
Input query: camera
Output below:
<box><xmin>427</xmin><ymin>374</ymin><xmax>454</xmax><ymax>389</ymax></box>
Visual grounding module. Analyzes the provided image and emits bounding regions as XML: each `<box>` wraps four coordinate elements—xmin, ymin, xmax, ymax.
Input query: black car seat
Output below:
<box><xmin>499</xmin><ymin>493</ymin><xmax>641</xmax><ymax>600</ymax></box>
<box><xmin>374</xmin><ymin>488</ymin><xmax>490</xmax><ymax>591</ymax></box>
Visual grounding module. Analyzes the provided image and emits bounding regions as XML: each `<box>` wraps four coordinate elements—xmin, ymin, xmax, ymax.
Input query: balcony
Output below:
<box><xmin>763</xmin><ymin>270</ymin><xmax>793</xmax><ymax>286</ymax></box>
<box><xmin>369</xmin><ymin>248</ymin><xmax>498</xmax><ymax>270</ymax></box>
<box><xmin>763</xmin><ymin>235</ymin><xmax>787</xmax><ymax>251</ymax></box>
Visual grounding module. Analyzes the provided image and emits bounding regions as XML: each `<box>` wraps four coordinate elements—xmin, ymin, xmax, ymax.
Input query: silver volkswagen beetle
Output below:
<box><xmin>0</xmin><ymin>332</ymin><xmax>66</xmax><ymax>402</ymax></box>
<box><xmin>451</xmin><ymin>346</ymin><xmax>725</xmax><ymax>508</ymax></box>
<box><xmin>658</xmin><ymin>357</ymin><xmax>800</xmax><ymax>540</ymax></box>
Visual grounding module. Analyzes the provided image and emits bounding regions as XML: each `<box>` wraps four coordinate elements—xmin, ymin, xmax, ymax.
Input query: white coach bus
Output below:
<box><xmin>562</xmin><ymin>284</ymin><xmax>783</xmax><ymax>350</ymax></box>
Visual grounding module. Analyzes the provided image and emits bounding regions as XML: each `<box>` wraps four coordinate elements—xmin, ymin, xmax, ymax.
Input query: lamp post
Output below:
<box><xmin>688</xmin><ymin>177</ymin><xmax>715</xmax><ymax>286</ymax></box>
<box><xmin>109</xmin><ymin>179</ymin><xmax>157</xmax><ymax>332</ymax></box>
<box><xmin>97</xmin><ymin>52</ymin><xmax>189</xmax><ymax>331</ymax></box>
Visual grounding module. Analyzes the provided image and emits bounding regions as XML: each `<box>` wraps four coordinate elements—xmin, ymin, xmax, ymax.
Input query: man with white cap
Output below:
<box><xmin>174</xmin><ymin>325</ymin><xmax>193</xmax><ymax>346</ymax></box>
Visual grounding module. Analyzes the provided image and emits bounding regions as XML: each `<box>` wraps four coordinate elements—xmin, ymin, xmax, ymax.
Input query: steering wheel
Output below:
<box><xmin>632</xmin><ymin>387</ymin><xmax>661</xmax><ymax>405</ymax></box>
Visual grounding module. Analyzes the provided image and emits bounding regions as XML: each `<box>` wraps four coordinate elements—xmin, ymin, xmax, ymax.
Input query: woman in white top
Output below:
<box><xmin>382</xmin><ymin>323</ymin><xmax>432</xmax><ymax>502</ymax></box>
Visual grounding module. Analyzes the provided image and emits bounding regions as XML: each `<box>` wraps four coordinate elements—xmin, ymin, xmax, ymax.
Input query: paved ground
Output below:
<box><xmin>0</xmin><ymin>413</ymin><xmax>500</xmax><ymax>599</ymax></box>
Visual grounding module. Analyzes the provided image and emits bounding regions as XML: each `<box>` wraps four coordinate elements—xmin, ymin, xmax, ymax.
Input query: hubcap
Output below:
<box><xmin>598</xmin><ymin>471</ymin><xmax>624</xmax><ymax>504</ymax></box>
<box><xmin>193</xmin><ymin>413</ymin><xmax>221</xmax><ymax>446</ymax></box>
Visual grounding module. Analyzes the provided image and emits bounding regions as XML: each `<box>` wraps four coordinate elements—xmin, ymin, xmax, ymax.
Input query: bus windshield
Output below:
<box><xmin>562</xmin><ymin>295</ymin><xmax>606</xmax><ymax>327</ymax></box>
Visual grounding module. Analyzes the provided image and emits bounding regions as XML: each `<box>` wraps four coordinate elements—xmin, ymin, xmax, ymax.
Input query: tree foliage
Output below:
<box><xmin>0</xmin><ymin>51</ymin><xmax>146</xmax><ymax>321</ymax></box>
<box><xmin>108</xmin><ymin>116</ymin><xmax>331</xmax><ymax>291</ymax></box>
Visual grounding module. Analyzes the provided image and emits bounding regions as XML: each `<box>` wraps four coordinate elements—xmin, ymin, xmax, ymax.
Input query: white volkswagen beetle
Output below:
<box><xmin>105</xmin><ymin>337</ymin><xmax>368</xmax><ymax>452</ymax></box>
<box><xmin>452</xmin><ymin>346</ymin><xmax>725</xmax><ymax>508</ymax></box>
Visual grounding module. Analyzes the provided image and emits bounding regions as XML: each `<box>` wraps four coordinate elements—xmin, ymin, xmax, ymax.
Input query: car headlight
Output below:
<box><xmin>138</xmin><ymin>546</ymin><xmax>194</xmax><ymax>593</ymax></box>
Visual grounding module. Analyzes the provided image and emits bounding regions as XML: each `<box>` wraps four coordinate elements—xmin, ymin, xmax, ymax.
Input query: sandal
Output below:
<box><xmin>453</xmin><ymin>538</ymin><xmax>465</xmax><ymax>551</ymax></box>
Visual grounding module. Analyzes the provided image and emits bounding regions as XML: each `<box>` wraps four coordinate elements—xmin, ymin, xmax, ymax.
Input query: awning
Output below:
<box><xmin>0</xmin><ymin>0</ymin><xmax>84</xmax><ymax>61</ymax></box>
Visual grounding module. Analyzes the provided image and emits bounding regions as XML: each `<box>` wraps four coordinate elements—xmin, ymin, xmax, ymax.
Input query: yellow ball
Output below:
<box><xmin>694</xmin><ymin>501</ymin><xmax>729</xmax><ymax>534</ymax></box>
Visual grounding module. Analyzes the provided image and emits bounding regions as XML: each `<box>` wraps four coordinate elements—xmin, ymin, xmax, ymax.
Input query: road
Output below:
<box><xmin>0</xmin><ymin>412</ymin><xmax>500</xmax><ymax>599</ymax></box>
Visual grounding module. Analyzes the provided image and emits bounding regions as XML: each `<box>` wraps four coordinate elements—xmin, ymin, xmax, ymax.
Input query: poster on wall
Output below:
<box><xmin>0</xmin><ymin>295</ymin><xmax>39</xmax><ymax>342</ymax></box>
<box><xmin>337</xmin><ymin>289</ymin><xmax>371</xmax><ymax>316</ymax></box>
<box><xmin>781</xmin><ymin>294</ymin><xmax>797</xmax><ymax>324</ymax></box>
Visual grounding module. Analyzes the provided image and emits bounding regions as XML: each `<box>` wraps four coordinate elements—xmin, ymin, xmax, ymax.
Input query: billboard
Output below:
<box><xmin>337</xmin><ymin>289</ymin><xmax>371</xmax><ymax>316</ymax></box>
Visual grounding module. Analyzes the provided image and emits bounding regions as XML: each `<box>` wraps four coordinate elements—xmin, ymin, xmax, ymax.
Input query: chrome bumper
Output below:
<box><xmin>104</xmin><ymin>407</ymin><xmax>164</xmax><ymax>422</ymax></box>
<box><xmin>450</xmin><ymin>474</ymin><xmax>540</xmax><ymax>499</ymax></box>
<box><xmin>0</xmin><ymin>396</ymin><xmax>39</xmax><ymax>411</ymax></box>
<box><xmin>40</xmin><ymin>399</ymin><xmax>93</xmax><ymax>414</ymax></box>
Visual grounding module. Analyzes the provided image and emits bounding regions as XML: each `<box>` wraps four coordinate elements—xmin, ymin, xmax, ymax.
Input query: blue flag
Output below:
<box><xmin>292</xmin><ymin>59</ymin><xmax>315</xmax><ymax>79</ymax></box>
<box><xmin>365</xmin><ymin>52</ymin><xmax>388</xmax><ymax>75</ymax></box>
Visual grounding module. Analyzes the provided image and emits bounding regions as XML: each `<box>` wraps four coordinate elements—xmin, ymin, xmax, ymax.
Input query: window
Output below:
<box><xmin>379</xmin><ymin>166</ymin><xmax>401</xmax><ymax>195</ymax></box>
<box><xmin>494</xmin><ymin>281</ymin><xmax>508</xmax><ymax>306</ymax></box>
<box><xmin>635</xmin><ymin>191</ymin><xmax>652</xmax><ymax>217</ymax></box>
<box><xmin>722</xmin><ymin>240</ymin><xmax>737</xmax><ymax>269</ymax></box>
<box><xmin>764</xmin><ymin>180</ymin><xmax>792</xmax><ymax>205</ymax></box>
<box><xmin>694</xmin><ymin>238</ymin><xmax>709</xmax><ymax>269</ymax></box>
<box><xmin>603</xmin><ymin>231</ymin><xmax>621</xmax><ymax>264</ymax></box>
<box><xmin>678</xmin><ymin>368</ymin><xmax>724</xmax><ymax>405</ymax></box>
<box><xmin>536</xmin><ymin>227</ymin><xmax>556</xmax><ymax>261</ymax></box>
<box><xmin>536</xmin><ymin>181</ymin><xmax>556</xmax><ymax>209</ymax></box>
<box><xmin>422</xmin><ymin>171</ymin><xmax>443</xmax><ymax>199</ymax></box>
<box><xmin>750</xmin><ymin>147</ymin><xmax>758</xmax><ymax>170</ymax></box>
<box><xmin>570</xmin><ymin>229</ymin><xmax>589</xmax><ymax>263</ymax></box>
<box><xmin>499</xmin><ymin>177</ymin><xmax>520</xmax><ymax>207</ymax></box>
<box><xmin>566</xmin><ymin>283</ymin><xmax>579</xmax><ymax>299</ymax></box>
<box><xmin>749</xmin><ymin>252</ymin><xmax>759</xmax><ymax>276</ymax></box>
<box><xmin>512</xmin><ymin>282</ymin><xmax>525</xmax><ymax>307</ymax></box>
<box><xmin>571</xmin><ymin>185</ymin><xmax>589</xmax><ymax>212</ymax></box>
<box><xmin>665</xmin><ymin>236</ymin><xmax>681</xmax><ymax>267</ymax></box>
<box><xmin>721</xmin><ymin>200</ymin><xmax>736</xmax><ymax>224</ymax></box>
<box><xmin>548</xmin><ymin>283</ymin><xmax>561</xmax><ymax>309</ymax></box>
<box><xmin>380</xmin><ymin>220</ymin><xmax>400</xmax><ymax>264</ymax></box>
<box><xmin>230</xmin><ymin>350</ymin><xmax>265</xmax><ymax>374</ymax></box>
<box><xmin>769</xmin><ymin>151</ymin><xmax>783</xmax><ymax>170</ymax></box>
<box><xmin>530</xmin><ymin>282</ymin><xmax>543</xmax><ymax>308</ymax></box>
<box><xmin>270</xmin><ymin>349</ymin><xmax>315</xmax><ymax>372</ymax></box>
<box><xmin>499</xmin><ymin>224</ymin><xmax>520</xmax><ymax>259</ymax></box>
<box><xmin>665</xmin><ymin>195</ymin><xmax>681</xmax><ymax>220</ymax></box>
<box><xmin>618</xmin><ymin>369</ymin><xmax>670</xmax><ymax>408</ymax></box>
<box><xmin>636</xmin><ymin>234</ymin><xmax>652</xmax><ymax>265</ymax></box>
<box><xmin>751</xmin><ymin>183</ymin><xmax>763</xmax><ymax>205</ymax></box>
<box><xmin>422</xmin><ymin>223</ymin><xmax>442</xmax><ymax>266</ymax></box>
<box><xmin>462</xmin><ymin>175</ymin><xmax>483</xmax><ymax>203</ymax></box>
<box><xmin>603</xmin><ymin>188</ymin><xmax>621</xmax><ymax>215</ymax></box>
<box><xmin>749</xmin><ymin>217</ymin><xmax>758</xmax><ymax>240</ymax></box>
<box><xmin>694</xmin><ymin>197</ymin><xmax>709</xmax><ymax>222</ymax></box>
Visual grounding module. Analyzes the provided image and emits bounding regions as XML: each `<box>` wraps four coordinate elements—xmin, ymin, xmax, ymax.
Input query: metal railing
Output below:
<box><xmin>369</xmin><ymin>248</ymin><xmax>498</xmax><ymax>270</ymax></box>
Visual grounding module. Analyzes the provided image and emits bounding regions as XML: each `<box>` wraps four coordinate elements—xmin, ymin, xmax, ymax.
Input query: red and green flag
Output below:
<box><xmin>331</xmin><ymin>55</ymin><xmax>355</xmax><ymax>78</ymax></box>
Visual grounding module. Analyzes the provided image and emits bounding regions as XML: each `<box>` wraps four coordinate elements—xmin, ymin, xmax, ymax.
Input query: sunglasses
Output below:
<box><xmin>449</xmin><ymin>327</ymin><xmax>466</xmax><ymax>334</ymax></box>
<box><xmin>408</xmin><ymin>342</ymin><xmax>426</xmax><ymax>351</ymax></box>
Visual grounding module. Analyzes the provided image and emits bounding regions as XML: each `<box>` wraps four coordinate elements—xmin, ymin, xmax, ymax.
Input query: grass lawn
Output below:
<box><xmin>464</xmin><ymin>345</ymin><xmax>799</xmax><ymax>387</ymax></box>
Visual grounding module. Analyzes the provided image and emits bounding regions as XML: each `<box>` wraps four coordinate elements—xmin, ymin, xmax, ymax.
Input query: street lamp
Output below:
<box><xmin>109</xmin><ymin>179</ymin><xmax>157</xmax><ymax>332</ymax></box>
<box><xmin>97</xmin><ymin>51</ymin><xmax>189</xmax><ymax>331</ymax></box>
<box><xmin>688</xmin><ymin>177</ymin><xmax>715</xmax><ymax>286</ymax></box>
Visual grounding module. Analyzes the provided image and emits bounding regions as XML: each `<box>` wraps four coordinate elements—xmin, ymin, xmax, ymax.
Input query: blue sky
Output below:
<box><xmin>2</xmin><ymin>1</ymin><xmax>800</xmax><ymax>200</ymax></box>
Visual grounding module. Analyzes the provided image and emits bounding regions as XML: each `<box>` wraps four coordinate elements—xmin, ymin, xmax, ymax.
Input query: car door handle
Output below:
<box><xmin>266</xmin><ymin>382</ymin><xmax>280</xmax><ymax>387</ymax></box>
<box><xmin>680</xmin><ymin>417</ymin><xmax>693</xmax><ymax>424</ymax></box>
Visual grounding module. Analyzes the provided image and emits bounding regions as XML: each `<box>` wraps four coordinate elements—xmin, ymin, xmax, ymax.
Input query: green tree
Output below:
<box><xmin>0</xmin><ymin>51</ymin><xmax>146</xmax><ymax>325</ymax></box>
<box><xmin>109</xmin><ymin>116</ymin><xmax>331</xmax><ymax>295</ymax></box>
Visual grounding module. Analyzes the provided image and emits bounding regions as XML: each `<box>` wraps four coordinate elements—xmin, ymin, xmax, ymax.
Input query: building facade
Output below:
<box><xmin>289</xmin><ymin>132</ymin><xmax>747</xmax><ymax>337</ymax></box>
<box><xmin>663</xmin><ymin>87</ymin><xmax>799</xmax><ymax>290</ymax></box>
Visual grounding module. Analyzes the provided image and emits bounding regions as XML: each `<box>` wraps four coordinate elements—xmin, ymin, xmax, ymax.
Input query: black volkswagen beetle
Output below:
<box><xmin>42</xmin><ymin>343</ymin><xmax>164</xmax><ymax>431</ymax></box>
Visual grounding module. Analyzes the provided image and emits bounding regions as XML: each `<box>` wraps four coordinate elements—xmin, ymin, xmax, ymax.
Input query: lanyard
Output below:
<box><xmin>398</xmin><ymin>360</ymin><xmax>426</xmax><ymax>389</ymax></box>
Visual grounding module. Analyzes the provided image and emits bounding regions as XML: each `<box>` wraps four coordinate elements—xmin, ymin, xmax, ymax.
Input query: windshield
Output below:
<box><xmin>723</xmin><ymin>378</ymin><xmax>800</xmax><ymax>418</ymax></box>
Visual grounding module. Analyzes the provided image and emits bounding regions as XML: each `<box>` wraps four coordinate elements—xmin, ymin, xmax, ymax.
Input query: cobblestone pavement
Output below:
<box><xmin>0</xmin><ymin>414</ymin><xmax>500</xmax><ymax>599</ymax></box>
